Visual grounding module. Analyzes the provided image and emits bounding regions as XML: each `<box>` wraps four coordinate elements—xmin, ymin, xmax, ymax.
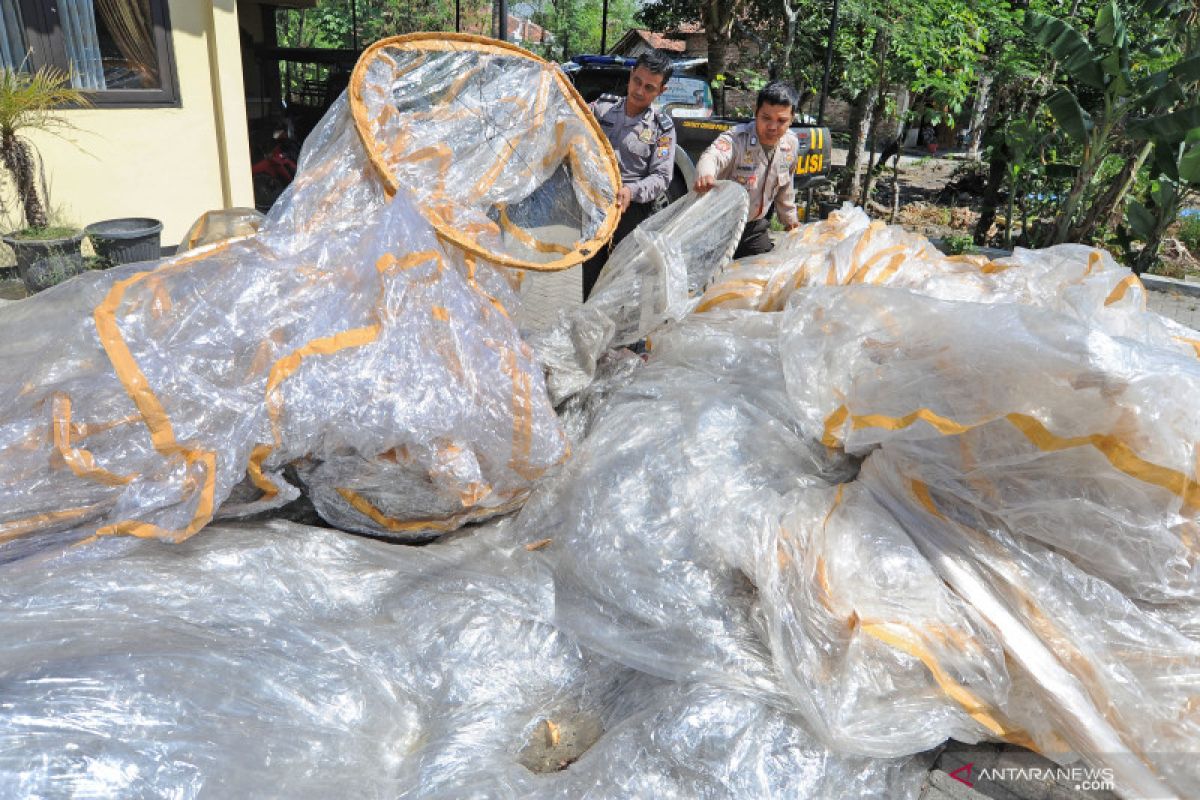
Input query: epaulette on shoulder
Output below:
<box><xmin>597</xmin><ymin>93</ymin><xmax>621</xmax><ymax>103</ymax></box>
<box><xmin>655</xmin><ymin>112</ymin><xmax>674</xmax><ymax>132</ymax></box>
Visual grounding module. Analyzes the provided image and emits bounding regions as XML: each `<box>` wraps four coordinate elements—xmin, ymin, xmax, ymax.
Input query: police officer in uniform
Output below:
<box><xmin>693</xmin><ymin>82</ymin><xmax>801</xmax><ymax>258</ymax></box>
<box><xmin>582</xmin><ymin>50</ymin><xmax>677</xmax><ymax>300</ymax></box>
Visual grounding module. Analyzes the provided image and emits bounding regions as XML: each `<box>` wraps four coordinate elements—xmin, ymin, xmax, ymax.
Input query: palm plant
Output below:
<box><xmin>0</xmin><ymin>66</ymin><xmax>90</xmax><ymax>233</ymax></box>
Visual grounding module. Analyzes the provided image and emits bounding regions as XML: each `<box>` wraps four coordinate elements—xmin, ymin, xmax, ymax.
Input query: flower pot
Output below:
<box><xmin>0</xmin><ymin>230</ymin><xmax>86</xmax><ymax>294</ymax></box>
<box><xmin>85</xmin><ymin>217</ymin><xmax>164</xmax><ymax>267</ymax></box>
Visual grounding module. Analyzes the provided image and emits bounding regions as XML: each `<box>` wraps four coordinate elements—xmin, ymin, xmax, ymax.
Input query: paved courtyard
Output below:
<box><xmin>517</xmin><ymin>263</ymin><xmax>1200</xmax><ymax>335</ymax></box>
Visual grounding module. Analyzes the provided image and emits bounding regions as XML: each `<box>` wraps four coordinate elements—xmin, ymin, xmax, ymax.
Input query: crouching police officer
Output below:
<box><xmin>693</xmin><ymin>81</ymin><xmax>801</xmax><ymax>258</ymax></box>
<box><xmin>582</xmin><ymin>50</ymin><xmax>677</xmax><ymax>300</ymax></box>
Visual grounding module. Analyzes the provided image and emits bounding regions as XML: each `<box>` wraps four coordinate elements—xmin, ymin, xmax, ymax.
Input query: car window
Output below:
<box><xmin>655</xmin><ymin>76</ymin><xmax>713</xmax><ymax>118</ymax></box>
<box><xmin>571</xmin><ymin>70</ymin><xmax>629</xmax><ymax>104</ymax></box>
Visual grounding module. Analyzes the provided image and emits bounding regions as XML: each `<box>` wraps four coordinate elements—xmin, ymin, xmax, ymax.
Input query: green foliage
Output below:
<box><xmin>0</xmin><ymin>66</ymin><xmax>90</xmax><ymax>232</ymax></box>
<box><xmin>538</xmin><ymin>0</ymin><xmax>641</xmax><ymax>58</ymax></box>
<box><xmin>0</xmin><ymin>67</ymin><xmax>89</xmax><ymax>144</ymax></box>
<box><xmin>941</xmin><ymin>233</ymin><xmax>975</xmax><ymax>254</ymax></box>
<box><xmin>1177</xmin><ymin>213</ymin><xmax>1200</xmax><ymax>254</ymax></box>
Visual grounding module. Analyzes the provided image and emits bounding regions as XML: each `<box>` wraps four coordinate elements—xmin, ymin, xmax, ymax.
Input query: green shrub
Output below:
<box><xmin>1178</xmin><ymin>214</ymin><xmax>1200</xmax><ymax>255</ymax></box>
<box><xmin>942</xmin><ymin>233</ymin><xmax>975</xmax><ymax>255</ymax></box>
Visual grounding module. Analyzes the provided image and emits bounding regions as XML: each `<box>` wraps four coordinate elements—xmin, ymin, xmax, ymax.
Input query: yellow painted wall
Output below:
<box><xmin>15</xmin><ymin>0</ymin><xmax>253</xmax><ymax>246</ymax></box>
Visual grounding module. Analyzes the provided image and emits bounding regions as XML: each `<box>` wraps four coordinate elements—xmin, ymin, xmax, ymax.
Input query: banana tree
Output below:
<box><xmin>1027</xmin><ymin>1</ymin><xmax>1199</xmax><ymax>246</ymax></box>
<box><xmin>1124</xmin><ymin>106</ymin><xmax>1200</xmax><ymax>272</ymax></box>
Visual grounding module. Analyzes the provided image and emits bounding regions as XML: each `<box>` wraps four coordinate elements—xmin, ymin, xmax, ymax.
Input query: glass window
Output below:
<box><xmin>1</xmin><ymin>0</ymin><xmax>177</xmax><ymax>105</ymax></box>
<box><xmin>0</xmin><ymin>0</ymin><xmax>28</xmax><ymax>70</ymax></box>
<box><xmin>656</xmin><ymin>76</ymin><xmax>713</xmax><ymax>118</ymax></box>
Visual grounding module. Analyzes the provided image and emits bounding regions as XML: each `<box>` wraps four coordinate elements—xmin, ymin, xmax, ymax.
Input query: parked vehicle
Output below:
<box><xmin>561</xmin><ymin>55</ymin><xmax>832</xmax><ymax>207</ymax></box>
<box><xmin>252</xmin><ymin>113</ymin><xmax>300</xmax><ymax>212</ymax></box>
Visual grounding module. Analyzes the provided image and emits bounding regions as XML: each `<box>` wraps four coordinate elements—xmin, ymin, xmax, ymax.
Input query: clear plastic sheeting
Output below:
<box><xmin>0</xmin><ymin>34</ymin><xmax>621</xmax><ymax>553</ymax></box>
<box><xmin>350</xmin><ymin>33</ymin><xmax>620</xmax><ymax>271</ymax></box>
<box><xmin>177</xmin><ymin>207</ymin><xmax>264</xmax><ymax>253</ymax></box>
<box><xmin>511</xmin><ymin>206</ymin><xmax>1200</xmax><ymax>797</ymax></box>
<box><xmin>0</xmin><ymin>519</ymin><xmax>930</xmax><ymax>799</ymax></box>
<box><xmin>528</xmin><ymin>181</ymin><xmax>748</xmax><ymax>405</ymax></box>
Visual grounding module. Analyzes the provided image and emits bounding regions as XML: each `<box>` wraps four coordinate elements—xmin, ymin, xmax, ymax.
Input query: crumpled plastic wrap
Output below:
<box><xmin>3</xmin><ymin>31</ymin><xmax>1199</xmax><ymax>796</ymax></box>
<box><xmin>177</xmin><ymin>207</ymin><xmax>265</xmax><ymax>252</ymax></box>
<box><xmin>515</xmin><ymin>206</ymin><xmax>1200</xmax><ymax>797</ymax></box>
<box><xmin>0</xmin><ymin>519</ymin><xmax>931</xmax><ymax>799</ymax></box>
<box><xmin>528</xmin><ymin>180</ymin><xmax>747</xmax><ymax>405</ymax></box>
<box><xmin>0</xmin><ymin>33</ymin><xmax>622</xmax><ymax>553</ymax></box>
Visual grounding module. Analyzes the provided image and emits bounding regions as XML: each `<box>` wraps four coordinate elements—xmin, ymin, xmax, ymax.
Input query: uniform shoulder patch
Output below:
<box><xmin>598</xmin><ymin>93</ymin><xmax>621</xmax><ymax>103</ymax></box>
<box><xmin>655</xmin><ymin>112</ymin><xmax>674</xmax><ymax>132</ymax></box>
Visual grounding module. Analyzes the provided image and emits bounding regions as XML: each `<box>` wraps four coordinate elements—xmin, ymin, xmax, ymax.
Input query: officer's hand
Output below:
<box><xmin>693</xmin><ymin>174</ymin><xmax>715</xmax><ymax>194</ymax></box>
<box><xmin>616</xmin><ymin>186</ymin><xmax>632</xmax><ymax>212</ymax></box>
<box><xmin>784</xmin><ymin>222</ymin><xmax>799</xmax><ymax>232</ymax></box>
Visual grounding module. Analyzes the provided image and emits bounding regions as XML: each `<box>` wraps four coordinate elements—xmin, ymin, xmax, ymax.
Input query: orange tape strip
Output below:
<box><xmin>336</xmin><ymin>486</ymin><xmax>525</xmax><ymax>533</ymax></box>
<box><xmin>51</xmin><ymin>394</ymin><xmax>134</xmax><ymax>487</ymax></box>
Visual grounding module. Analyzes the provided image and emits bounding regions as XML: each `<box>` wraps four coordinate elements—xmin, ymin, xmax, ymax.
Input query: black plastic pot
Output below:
<box><xmin>85</xmin><ymin>217</ymin><xmax>163</xmax><ymax>267</ymax></box>
<box><xmin>0</xmin><ymin>230</ymin><xmax>86</xmax><ymax>294</ymax></box>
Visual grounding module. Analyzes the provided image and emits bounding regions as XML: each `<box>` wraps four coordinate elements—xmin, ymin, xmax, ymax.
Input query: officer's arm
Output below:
<box><xmin>627</xmin><ymin>125</ymin><xmax>676</xmax><ymax>205</ymax></box>
<box><xmin>695</xmin><ymin>132</ymin><xmax>734</xmax><ymax>177</ymax></box>
<box><xmin>694</xmin><ymin>133</ymin><xmax>734</xmax><ymax>189</ymax></box>
<box><xmin>774</xmin><ymin>152</ymin><xmax>802</xmax><ymax>229</ymax></box>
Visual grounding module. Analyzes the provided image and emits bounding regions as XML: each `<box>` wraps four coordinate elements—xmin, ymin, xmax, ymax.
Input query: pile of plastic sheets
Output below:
<box><xmin>3</xmin><ymin>32</ymin><xmax>1200</xmax><ymax>799</ymax></box>
<box><xmin>0</xmin><ymin>34</ymin><xmax>622</xmax><ymax>553</ymax></box>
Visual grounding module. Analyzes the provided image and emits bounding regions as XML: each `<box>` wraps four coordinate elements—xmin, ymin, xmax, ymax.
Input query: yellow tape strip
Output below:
<box><xmin>1174</xmin><ymin>336</ymin><xmax>1200</xmax><ymax>359</ymax></box>
<box><xmin>841</xmin><ymin>405</ymin><xmax>1199</xmax><ymax>509</ymax></box>
<box><xmin>347</xmin><ymin>33</ymin><xmax>620</xmax><ymax>272</ymax></box>
<box><xmin>497</xmin><ymin>204</ymin><xmax>573</xmax><ymax>255</ymax></box>
<box><xmin>821</xmin><ymin>404</ymin><xmax>850</xmax><ymax>448</ymax></box>
<box><xmin>0</xmin><ymin>505</ymin><xmax>102</xmax><ymax>545</ymax></box>
<box><xmin>1103</xmin><ymin>274</ymin><xmax>1143</xmax><ymax>306</ymax></box>
<box><xmin>265</xmin><ymin>325</ymin><xmax>382</xmax><ymax>447</ymax></box>
<box><xmin>696</xmin><ymin>284</ymin><xmax>763</xmax><ymax>313</ymax></box>
<box><xmin>861</xmin><ymin>620</ymin><xmax>1038</xmax><ymax>749</ymax></box>
<box><xmin>90</xmin><ymin>263</ymin><xmax>223</xmax><ymax>543</ymax></box>
<box><xmin>246</xmin><ymin>443</ymin><xmax>279</xmax><ymax>498</ymax></box>
<box><xmin>336</xmin><ymin>486</ymin><xmax>525</xmax><ymax>533</ymax></box>
<box><xmin>51</xmin><ymin>394</ymin><xmax>134</xmax><ymax>487</ymax></box>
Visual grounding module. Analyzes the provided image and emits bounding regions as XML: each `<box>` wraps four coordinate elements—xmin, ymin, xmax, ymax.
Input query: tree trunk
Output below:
<box><xmin>966</xmin><ymin>72</ymin><xmax>993</xmax><ymax>160</ymax></box>
<box><xmin>890</xmin><ymin>152</ymin><xmax>901</xmax><ymax>223</ymax></box>
<box><xmin>1072</xmin><ymin>141</ymin><xmax>1152</xmax><ymax>241</ymax></box>
<box><xmin>1050</xmin><ymin>146</ymin><xmax>1103</xmax><ymax>245</ymax></box>
<box><xmin>839</xmin><ymin>28</ymin><xmax>888</xmax><ymax>203</ymax></box>
<box><xmin>703</xmin><ymin>0</ymin><xmax>744</xmax><ymax>96</ymax></box>
<box><xmin>1</xmin><ymin>134</ymin><xmax>47</xmax><ymax>230</ymax></box>
<box><xmin>779</xmin><ymin>0</ymin><xmax>798</xmax><ymax>84</ymax></box>
<box><xmin>1133</xmin><ymin>206</ymin><xmax>1178</xmax><ymax>275</ymax></box>
<box><xmin>973</xmin><ymin>148</ymin><xmax>1007</xmax><ymax>246</ymax></box>
<box><xmin>838</xmin><ymin>90</ymin><xmax>873</xmax><ymax>200</ymax></box>
<box><xmin>858</xmin><ymin>60</ymin><xmax>891</xmax><ymax>207</ymax></box>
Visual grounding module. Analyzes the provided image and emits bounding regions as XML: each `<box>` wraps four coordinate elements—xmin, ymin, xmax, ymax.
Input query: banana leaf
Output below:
<box><xmin>1045</xmin><ymin>89</ymin><xmax>1094</xmax><ymax>144</ymax></box>
<box><xmin>1027</xmin><ymin>13</ymin><xmax>1106</xmax><ymax>90</ymax></box>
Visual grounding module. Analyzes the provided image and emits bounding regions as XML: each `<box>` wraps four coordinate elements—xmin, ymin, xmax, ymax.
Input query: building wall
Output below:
<box><xmin>14</xmin><ymin>0</ymin><xmax>253</xmax><ymax>246</ymax></box>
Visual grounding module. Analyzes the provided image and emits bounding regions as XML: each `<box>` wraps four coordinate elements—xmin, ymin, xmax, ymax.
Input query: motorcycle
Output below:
<box><xmin>252</xmin><ymin>115</ymin><xmax>300</xmax><ymax>212</ymax></box>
